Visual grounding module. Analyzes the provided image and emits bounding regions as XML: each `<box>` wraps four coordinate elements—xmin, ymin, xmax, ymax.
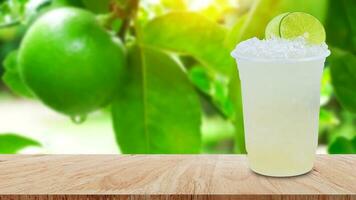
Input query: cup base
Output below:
<box><xmin>249</xmin><ymin>165</ymin><xmax>313</xmax><ymax>177</ymax></box>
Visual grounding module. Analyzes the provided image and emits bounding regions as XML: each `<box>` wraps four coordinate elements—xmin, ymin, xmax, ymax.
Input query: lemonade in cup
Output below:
<box><xmin>231</xmin><ymin>12</ymin><xmax>330</xmax><ymax>177</ymax></box>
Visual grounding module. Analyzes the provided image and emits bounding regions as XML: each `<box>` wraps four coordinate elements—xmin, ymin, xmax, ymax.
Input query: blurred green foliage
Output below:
<box><xmin>2</xmin><ymin>50</ymin><xmax>33</xmax><ymax>97</ymax></box>
<box><xmin>0</xmin><ymin>133</ymin><xmax>41</xmax><ymax>153</ymax></box>
<box><xmin>112</xmin><ymin>45</ymin><xmax>202</xmax><ymax>153</ymax></box>
<box><xmin>0</xmin><ymin>0</ymin><xmax>355</xmax><ymax>154</ymax></box>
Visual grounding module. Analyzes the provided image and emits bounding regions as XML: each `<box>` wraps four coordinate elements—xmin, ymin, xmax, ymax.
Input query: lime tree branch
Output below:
<box><xmin>109</xmin><ymin>0</ymin><xmax>139</xmax><ymax>40</ymax></box>
<box><xmin>119</xmin><ymin>0</ymin><xmax>139</xmax><ymax>39</ymax></box>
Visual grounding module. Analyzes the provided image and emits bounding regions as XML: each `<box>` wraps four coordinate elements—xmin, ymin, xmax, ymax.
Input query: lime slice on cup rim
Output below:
<box><xmin>265</xmin><ymin>13</ymin><xmax>289</xmax><ymax>40</ymax></box>
<box><xmin>265</xmin><ymin>12</ymin><xmax>326</xmax><ymax>45</ymax></box>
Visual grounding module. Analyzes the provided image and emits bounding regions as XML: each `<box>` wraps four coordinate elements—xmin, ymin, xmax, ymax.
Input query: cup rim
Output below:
<box><xmin>231</xmin><ymin>51</ymin><xmax>331</xmax><ymax>63</ymax></box>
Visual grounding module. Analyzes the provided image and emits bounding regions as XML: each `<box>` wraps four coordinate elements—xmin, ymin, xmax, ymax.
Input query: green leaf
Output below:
<box><xmin>328</xmin><ymin>136</ymin><xmax>356</xmax><ymax>154</ymax></box>
<box><xmin>143</xmin><ymin>12</ymin><xmax>234</xmax><ymax>76</ymax></box>
<box><xmin>213</xmin><ymin>77</ymin><xmax>234</xmax><ymax>118</ymax></box>
<box><xmin>325</xmin><ymin>0</ymin><xmax>356</xmax><ymax>54</ymax></box>
<box><xmin>161</xmin><ymin>0</ymin><xmax>186</xmax><ymax>10</ymax></box>
<box><xmin>2</xmin><ymin>50</ymin><xmax>34</xmax><ymax>98</ymax></box>
<box><xmin>225</xmin><ymin>14</ymin><xmax>247</xmax><ymax>49</ymax></box>
<box><xmin>188</xmin><ymin>67</ymin><xmax>211</xmax><ymax>94</ymax></box>
<box><xmin>228</xmin><ymin>70</ymin><xmax>245</xmax><ymax>154</ymax></box>
<box><xmin>319</xmin><ymin>108</ymin><xmax>339</xmax><ymax>135</ymax></box>
<box><xmin>24</xmin><ymin>0</ymin><xmax>52</xmax><ymax>23</ymax></box>
<box><xmin>320</xmin><ymin>67</ymin><xmax>333</xmax><ymax>106</ymax></box>
<box><xmin>142</xmin><ymin>12</ymin><xmax>245</xmax><ymax>153</ymax></box>
<box><xmin>328</xmin><ymin>112</ymin><xmax>356</xmax><ymax>154</ymax></box>
<box><xmin>51</xmin><ymin>0</ymin><xmax>84</xmax><ymax>7</ymax></box>
<box><xmin>0</xmin><ymin>0</ymin><xmax>28</xmax><ymax>26</ymax></box>
<box><xmin>0</xmin><ymin>0</ymin><xmax>51</xmax><ymax>28</ymax></box>
<box><xmin>81</xmin><ymin>0</ymin><xmax>110</xmax><ymax>13</ymax></box>
<box><xmin>202</xmin><ymin>116</ymin><xmax>235</xmax><ymax>154</ymax></box>
<box><xmin>0</xmin><ymin>39</ymin><xmax>19</xmax><ymax>74</ymax></box>
<box><xmin>111</xmin><ymin>45</ymin><xmax>202</xmax><ymax>154</ymax></box>
<box><xmin>188</xmin><ymin>66</ymin><xmax>234</xmax><ymax>118</ymax></box>
<box><xmin>0</xmin><ymin>133</ymin><xmax>41</xmax><ymax>154</ymax></box>
<box><xmin>277</xmin><ymin>0</ymin><xmax>328</xmax><ymax>22</ymax></box>
<box><xmin>329</xmin><ymin>48</ymin><xmax>356</xmax><ymax>113</ymax></box>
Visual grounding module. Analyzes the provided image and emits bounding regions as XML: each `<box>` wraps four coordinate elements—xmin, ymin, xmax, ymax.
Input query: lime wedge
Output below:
<box><xmin>265</xmin><ymin>12</ymin><xmax>326</xmax><ymax>44</ymax></box>
<box><xmin>265</xmin><ymin>12</ymin><xmax>289</xmax><ymax>39</ymax></box>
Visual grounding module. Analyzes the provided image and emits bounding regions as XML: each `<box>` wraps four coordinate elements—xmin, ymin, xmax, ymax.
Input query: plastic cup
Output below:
<box><xmin>233</xmin><ymin>54</ymin><xmax>329</xmax><ymax>177</ymax></box>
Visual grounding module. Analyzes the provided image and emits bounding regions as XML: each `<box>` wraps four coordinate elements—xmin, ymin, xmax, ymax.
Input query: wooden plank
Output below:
<box><xmin>0</xmin><ymin>195</ymin><xmax>355</xmax><ymax>200</ymax></box>
<box><xmin>0</xmin><ymin>155</ymin><xmax>355</xmax><ymax>200</ymax></box>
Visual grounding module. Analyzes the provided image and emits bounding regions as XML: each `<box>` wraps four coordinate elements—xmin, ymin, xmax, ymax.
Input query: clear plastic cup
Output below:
<box><xmin>233</xmin><ymin>54</ymin><xmax>329</xmax><ymax>177</ymax></box>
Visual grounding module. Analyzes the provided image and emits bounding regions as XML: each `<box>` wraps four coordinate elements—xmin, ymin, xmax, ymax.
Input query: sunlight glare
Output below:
<box><xmin>188</xmin><ymin>0</ymin><xmax>214</xmax><ymax>11</ymax></box>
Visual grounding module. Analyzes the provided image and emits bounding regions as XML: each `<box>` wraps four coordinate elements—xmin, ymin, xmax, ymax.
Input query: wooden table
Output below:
<box><xmin>0</xmin><ymin>155</ymin><xmax>355</xmax><ymax>200</ymax></box>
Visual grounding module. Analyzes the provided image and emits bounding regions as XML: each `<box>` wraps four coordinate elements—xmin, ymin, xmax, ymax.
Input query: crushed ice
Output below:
<box><xmin>231</xmin><ymin>37</ymin><xmax>330</xmax><ymax>60</ymax></box>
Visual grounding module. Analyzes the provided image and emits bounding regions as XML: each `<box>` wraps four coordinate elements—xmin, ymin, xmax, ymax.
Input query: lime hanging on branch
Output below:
<box><xmin>18</xmin><ymin>7</ymin><xmax>126</xmax><ymax>117</ymax></box>
<box><xmin>265</xmin><ymin>12</ymin><xmax>326</xmax><ymax>44</ymax></box>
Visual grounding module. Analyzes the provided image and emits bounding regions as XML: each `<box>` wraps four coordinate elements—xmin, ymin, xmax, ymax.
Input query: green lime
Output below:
<box><xmin>265</xmin><ymin>12</ymin><xmax>326</xmax><ymax>44</ymax></box>
<box><xmin>19</xmin><ymin>7</ymin><xmax>125</xmax><ymax>116</ymax></box>
<box><xmin>265</xmin><ymin>12</ymin><xmax>289</xmax><ymax>39</ymax></box>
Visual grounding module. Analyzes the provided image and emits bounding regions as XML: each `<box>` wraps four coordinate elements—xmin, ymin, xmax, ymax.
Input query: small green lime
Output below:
<box><xmin>19</xmin><ymin>7</ymin><xmax>125</xmax><ymax>116</ymax></box>
<box><xmin>265</xmin><ymin>12</ymin><xmax>326</xmax><ymax>44</ymax></box>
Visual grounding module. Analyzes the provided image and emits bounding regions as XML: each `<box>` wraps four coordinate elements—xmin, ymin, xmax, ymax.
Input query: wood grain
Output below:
<box><xmin>0</xmin><ymin>155</ymin><xmax>355</xmax><ymax>200</ymax></box>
